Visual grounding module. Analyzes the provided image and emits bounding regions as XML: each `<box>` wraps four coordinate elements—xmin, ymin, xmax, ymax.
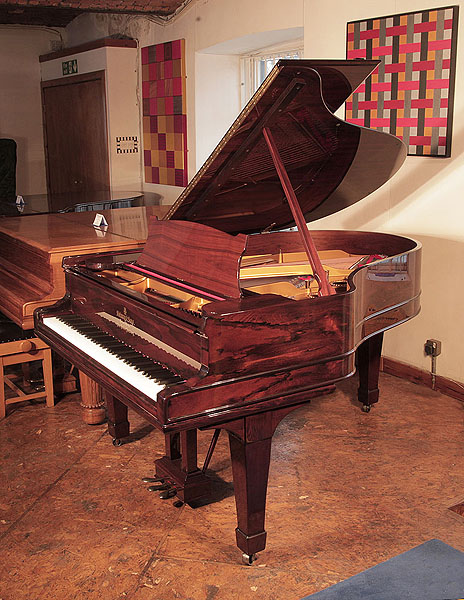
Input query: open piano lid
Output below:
<box><xmin>165</xmin><ymin>59</ymin><xmax>406</xmax><ymax>234</ymax></box>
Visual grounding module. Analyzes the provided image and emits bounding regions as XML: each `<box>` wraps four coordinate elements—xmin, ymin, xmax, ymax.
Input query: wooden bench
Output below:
<box><xmin>0</xmin><ymin>322</ymin><xmax>54</xmax><ymax>419</ymax></box>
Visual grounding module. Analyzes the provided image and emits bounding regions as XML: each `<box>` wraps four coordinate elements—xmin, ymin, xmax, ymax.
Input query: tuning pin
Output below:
<box><xmin>159</xmin><ymin>488</ymin><xmax>177</xmax><ymax>500</ymax></box>
<box><xmin>141</xmin><ymin>477</ymin><xmax>164</xmax><ymax>483</ymax></box>
<box><xmin>147</xmin><ymin>483</ymin><xmax>170</xmax><ymax>492</ymax></box>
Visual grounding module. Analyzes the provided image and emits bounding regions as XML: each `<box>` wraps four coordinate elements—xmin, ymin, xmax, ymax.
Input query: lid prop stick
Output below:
<box><xmin>262</xmin><ymin>126</ymin><xmax>335</xmax><ymax>296</ymax></box>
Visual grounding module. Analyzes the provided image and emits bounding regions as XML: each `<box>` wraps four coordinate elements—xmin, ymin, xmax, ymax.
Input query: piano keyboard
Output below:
<box><xmin>42</xmin><ymin>315</ymin><xmax>183</xmax><ymax>401</ymax></box>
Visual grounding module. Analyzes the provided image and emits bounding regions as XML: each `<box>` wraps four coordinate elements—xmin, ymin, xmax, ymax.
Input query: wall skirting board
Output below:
<box><xmin>381</xmin><ymin>357</ymin><xmax>464</xmax><ymax>403</ymax></box>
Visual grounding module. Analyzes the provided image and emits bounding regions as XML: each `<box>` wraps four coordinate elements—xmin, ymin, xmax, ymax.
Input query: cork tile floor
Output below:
<box><xmin>0</xmin><ymin>373</ymin><xmax>463</xmax><ymax>600</ymax></box>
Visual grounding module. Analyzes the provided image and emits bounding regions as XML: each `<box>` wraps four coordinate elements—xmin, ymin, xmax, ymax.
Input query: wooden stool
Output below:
<box><xmin>0</xmin><ymin>337</ymin><xmax>54</xmax><ymax>419</ymax></box>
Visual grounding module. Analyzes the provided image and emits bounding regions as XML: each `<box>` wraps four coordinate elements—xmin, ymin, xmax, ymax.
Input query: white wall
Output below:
<box><xmin>193</xmin><ymin>0</ymin><xmax>304</xmax><ymax>52</ymax></box>
<box><xmin>195</xmin><ymin>53</ymin><xmax>241</xmax><ymax>170</ymax></box>
<box><xmin>304</xmin><ymin>0</ymin><xmax>464</xmax><ymax>382</ymax></box>
<box><xmin>105</xmin><ymin>46</ymin><xmax>142</xmax><ymax>191</ymax></box>
<box><xmin>0</xmin><ymin>27</ymin><xmax>62</xmax><ymax>195</ymax></box>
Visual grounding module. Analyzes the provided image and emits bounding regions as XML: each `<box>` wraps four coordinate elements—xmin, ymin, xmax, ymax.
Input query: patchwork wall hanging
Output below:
<box><xmin>346</xmin><ymin>6</ymin><xmax>458</xmax><ymax>156</ymax></box>
<box><xmin>142</xmin><ymin>39</ymin><xmax>188</xmax><ymax>185</ymax></box>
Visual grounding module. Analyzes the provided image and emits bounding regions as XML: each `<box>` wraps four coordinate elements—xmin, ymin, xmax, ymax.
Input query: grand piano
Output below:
<box><xmin>35</xmin><ymin>59</ymin><xmax>421</xmax><ymax>563</ymax></box>
<box><xmin>0</xmin><ymin>189</ymin><xmax>162</xmax><ymax>217</ymax></box>
<box><xmin>0</xmin><ymin>205</ymin><xmax>169</xmax><ymax>420</ymax></box>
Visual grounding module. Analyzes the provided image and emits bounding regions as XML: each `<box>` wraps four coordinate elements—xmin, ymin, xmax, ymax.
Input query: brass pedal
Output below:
<box><xmin>147</xmin><ymin>483</ymin><xmax>170</xmax><ymax>492</ymax></box>
<box><xmin>159</xmin><ymin>488</ymin><xmax>176</xmax><ymax>500</ymax></box>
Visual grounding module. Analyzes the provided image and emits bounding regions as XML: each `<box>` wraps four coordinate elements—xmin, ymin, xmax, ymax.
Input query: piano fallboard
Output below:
<box><xmin>63</xmin><ymin>269</ymin><xmax>206</xmax><ymax>377</ymax></box>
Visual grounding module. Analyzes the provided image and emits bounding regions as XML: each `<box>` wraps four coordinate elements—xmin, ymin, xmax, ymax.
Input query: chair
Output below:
<box><xmin>0</xmin><ymin>138</ymin><xmax>17</xmax><ymax>200</ymax></box>
<box><xmin>0</xmin><ymin>318</ymin><xmax>54</xmax><ymax>419</ymax></box>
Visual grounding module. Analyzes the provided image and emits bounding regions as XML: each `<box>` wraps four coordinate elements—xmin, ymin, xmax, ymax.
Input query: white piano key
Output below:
<box><xmin>43</xmin><ymin>316</ymin><xmax>165</xmax><ymax>401</ymax></box>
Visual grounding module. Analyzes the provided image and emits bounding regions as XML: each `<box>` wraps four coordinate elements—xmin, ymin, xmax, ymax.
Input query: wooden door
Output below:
<box><xmin>42</xmin><ymin>71</ymin><xmax>110</xmax><ymax>195</ymax></box>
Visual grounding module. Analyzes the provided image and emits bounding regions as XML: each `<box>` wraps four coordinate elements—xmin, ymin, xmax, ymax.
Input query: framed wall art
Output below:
<box><xmin>142</xmin><ymin>39</ymin><xmax>188</xmax><ymax>186</ymax></box>
<box><xmin>346</xmin><ymin>6</ymin><xmax>459</xmax><ymax>157</ymax></box>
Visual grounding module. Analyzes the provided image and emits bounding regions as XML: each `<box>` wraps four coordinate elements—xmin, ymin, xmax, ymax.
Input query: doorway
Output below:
<box><xmin>41</xmin><ymin>70</ymin><xmax>110</xmax><ymax>196</ymax></box>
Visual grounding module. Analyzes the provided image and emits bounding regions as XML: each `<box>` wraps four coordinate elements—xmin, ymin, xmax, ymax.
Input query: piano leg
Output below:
<box><xmin>163</xmin><ymin>431</ymin><xmax>199</xmax><ymax>472</ymax></box>
<box><xmin>220</xmin><ymin>405</ymin><xmax>300</xmax><ymax>564</ymax></box>
<box><xmin>79</xmin><ymin>372</ymin><xmax>106</xmax><ymax>425</ymax></box>
<box><xmin>356</xmin><ymin>331</ymin><xmax>384</xmax><ymax>412</ymax></box>
<box><xmin>166</xmin><ymin>432</ymin><xmax>181</xmax><ymax>460</ymax></box>
<box><xmin>105</xmin><ymin>392</ymin><xmax>129</xmax><ymax>445</ymax></box>
<box><xmin>227</xmin><ymin>426</ymin><xmax>271</xmax><ymax>563</ymax></box>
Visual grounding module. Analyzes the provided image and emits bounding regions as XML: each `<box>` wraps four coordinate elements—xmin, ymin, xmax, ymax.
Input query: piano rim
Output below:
<box><xmin>34</xmin><ymin>298</ymin><xmax>420</xmax><ymax>434</ymax></box>
<box><xmin>63</xmin><ymin>230</ymin><xmax>422</xmax><ymax>311</ymax></box>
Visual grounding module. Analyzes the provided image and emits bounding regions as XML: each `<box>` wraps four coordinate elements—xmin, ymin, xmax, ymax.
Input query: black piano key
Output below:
<box><xmin>131</xmin><ymin>357</ymin><xmax>153</xmax><ymax>367</ymax></box>
<box><xmin>118</xmin><ymin>349</ymin><xmax>143</xmax><ymax>358</ymax></box>
<box><xmin>140</xmin><ymin>365</ymin><xmax>174</xmax><ymax>379</ymax></box>
<box><xmin>62</xmin><ymin>316</ymin><xmax>91</xmax><ymax>328</ymax></box>
<box><xmin>87</xmin><ymin>332</ymin><xmax>114</xmax><ymax>341</ymax></box>
<box><xmin>133</xmin><ymin>361</ymin><xmax>158</xmax><ymax>372</ymax></box>
<box><xmin>56</xmin><ymin>314</ymin><xmax>183</xmax><ymax>386</ymax></box>
<box><xmin>61</xmin><ymin>314</ymin><xmax>82</xmax><ymax>322</ymax></box>
<box><xmin>131</xmin><ymin>356</ymin><xmax>163</xmax><ymax>369</ymax></box>
<box><xmin>132</xmin><ymin>361</ymin><xmax>180</xmax><ymax>383</ymax></box>
<box><xmin>104</xmin><ymin>342</ymin><xmax>125</xmax><ymax>350</ymax></box>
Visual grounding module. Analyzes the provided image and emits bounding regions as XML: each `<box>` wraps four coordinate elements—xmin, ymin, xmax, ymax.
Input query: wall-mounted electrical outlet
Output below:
<box><xmin>424</xmin><ymin>339</ymin><xmax>442</xmax><ymax>357</ymax></box>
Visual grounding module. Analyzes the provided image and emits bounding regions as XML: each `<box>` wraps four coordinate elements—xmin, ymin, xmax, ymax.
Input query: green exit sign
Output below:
<box><xmin>62</xmin><ymin>59</ymin><xmax>78</xmax><ymax>76</ymax></box>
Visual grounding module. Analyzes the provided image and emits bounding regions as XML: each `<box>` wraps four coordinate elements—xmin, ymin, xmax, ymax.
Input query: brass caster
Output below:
<box><xmin>242</xmin><ymin>553</ymin><xmax>257</xmax><ymax>565</ymax></box>
<box><xmin>361</xmin><ymin>404</ymin><xmax>371</xmax><ymax>413</ymax></box>
<box><xmin>173</xmin><ymin>500</ymin><xmax>184</xmax><ymax>508</ymax></box>
<box><xmin>112</xmin><ymin>438</ymin><xmax>123</xmax><ymax>446</ymax></box>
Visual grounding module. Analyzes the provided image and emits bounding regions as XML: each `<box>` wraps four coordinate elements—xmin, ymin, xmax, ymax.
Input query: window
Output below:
<box><xmin>240</xmin><ymin>42</ymin><xmax>303</xmax><ymax>106</ymax></box>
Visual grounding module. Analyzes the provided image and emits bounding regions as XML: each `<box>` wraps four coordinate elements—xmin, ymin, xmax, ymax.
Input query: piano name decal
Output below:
<box><xmin>97</xmin><ymin>311</ymin><xmax>202</xmax><ymax>370</ymax></box>
<box><xmin>116</xmin><ymin>306</ymin><xmax>135</xmax><ymax>326</ymax></box>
